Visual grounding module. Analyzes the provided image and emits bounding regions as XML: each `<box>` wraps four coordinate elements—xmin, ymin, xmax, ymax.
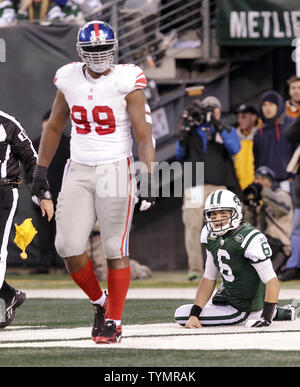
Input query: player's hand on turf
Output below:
<box><xmin>185</xmin><ymin>316</ymin><xmax>202</xmax><ymax>329</ymax></box>
<box><xmin>245</xmin><ymin>317</ymin><xmax>271</xmax><ymax>328</ymax></box>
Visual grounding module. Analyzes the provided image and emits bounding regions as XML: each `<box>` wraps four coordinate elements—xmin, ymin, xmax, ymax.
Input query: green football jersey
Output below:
<box><xmin>202</xmin><ymin>222</ymin><xmax>272</xmax><ymax>312</ymax></box>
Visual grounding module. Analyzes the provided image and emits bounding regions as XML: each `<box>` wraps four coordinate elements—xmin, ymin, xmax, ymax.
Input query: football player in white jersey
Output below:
<box><xmin>31</xmin><ymin>21</ymin><xmax>156</xmax><ymax>344</ymax></box>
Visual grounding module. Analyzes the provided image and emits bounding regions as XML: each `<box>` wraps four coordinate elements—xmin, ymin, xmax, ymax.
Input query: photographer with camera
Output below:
<box><xmin>176</xmin><ymin>96</ymin><xmax>241</xmax><ymax>281</ymax></box>
<box><xmin>243</xmin><ymin>166</ymin><xmax>293</xmax><ymax>274</ymax></box>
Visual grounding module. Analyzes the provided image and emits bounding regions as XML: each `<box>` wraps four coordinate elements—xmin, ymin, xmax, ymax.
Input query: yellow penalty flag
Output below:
<box><xmin>14</xmin><ymin>218</ymin><xmax>37</xmax><ymax>260</ymax></box>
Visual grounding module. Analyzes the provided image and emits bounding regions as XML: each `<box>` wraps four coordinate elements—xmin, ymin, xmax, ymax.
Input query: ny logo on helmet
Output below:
<box><xmin>90</xmin><ymin>30</ymin><xmax>106</xmax><ymax>44</ymax></box>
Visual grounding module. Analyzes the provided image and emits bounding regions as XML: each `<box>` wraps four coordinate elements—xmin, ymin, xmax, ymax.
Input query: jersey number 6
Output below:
<box><xmin>217</xmin><ymin>249</ymin><xmax>235</xmax><ymax>282</ymax></box>
<box><xmin>71</xmin><ymin>105</ymin><xmax>116</xmax><ymax>135</ymax></box>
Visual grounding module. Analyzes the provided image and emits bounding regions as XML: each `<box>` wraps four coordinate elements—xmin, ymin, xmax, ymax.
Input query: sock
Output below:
<box><xmin>106</xmin><ymin>319</ymin><xmax>121</xmax><ymax>326</ymax></box>
<box><xmin>107</xmin><ymin>266</ymin><xmax>131</xmax><ymax>322</ymax></box>
<box><xmin>92</xmin><ymin>292</ymin><xmax>107</xmax><ymax>307</ymax></box>
<box><xmin>69</xmin><ymin>259</ymin><xmax>103</xmax><ymax>302</ymax></box>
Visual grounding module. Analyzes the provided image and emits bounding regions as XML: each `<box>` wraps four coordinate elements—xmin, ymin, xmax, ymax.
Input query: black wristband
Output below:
<box><xmin>33</xmin><ymin>165</ymin><xmax>48</xmax><ymax>179</ymax></box>
<box><xmin>261</xmin><ymin>302</ymin><xmax>277</xmax><ymax>323</ymax></box>
<box><xmin>189</xmin><ymin>304</ymin><xmax>202</xmax><ymax>318</ymax></box>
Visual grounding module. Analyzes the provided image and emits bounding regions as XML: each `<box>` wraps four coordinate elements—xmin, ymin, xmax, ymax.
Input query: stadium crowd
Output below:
<box><xmin>0</xmin><ymin>0</ymin><xmax>103</xmax><ymax>25</ymax></box>
<box><xmin>176</xmin><ymin>75</ymin><xmax>300</xmax><ymax>282</ymax></box>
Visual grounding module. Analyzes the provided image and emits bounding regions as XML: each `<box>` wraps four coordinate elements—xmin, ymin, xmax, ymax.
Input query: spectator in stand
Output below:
<box><xmin>176</xmin><ymin>96</ymin><xmax>241</xmax><ymax>281</ymax></box>
<box><xmin>285</xmin><ymin>75</ymin><xmax>300</xmax><ymax>119</ymax></box>
<box><xmin>71</xmin><ymin>0</ymin><xmax>102</xmax><ymax>20</ymax></box>
<box><xmin>46</xmin><ymin>0</ymin><xmax>84</xmax><ymax>23</ymax></box>
<box><xmin>233</xmin><ymin>104</ymin><xmax>259</xmax><ymax>190</ymax></box>
<box><xmin>0</xmin><ymin>0</ymin><xmax>16</xmax><ymax>26</ymax></box>
<box><xmin>253</xmin><ymin>90</ymin><xmax>296</xmax><ymax>193</ymax></box>
<box><xmin>279</xmin><ymin>115</ymin><xmax>300</xmax><ymax>280</ymax></box>
<box><xmin>30</xmin><ymin>110</ymin><xmax>70</xmax><ymax>274</ymax></box>
<box><xmin>17</xmin><ymin>0</ymin><xmax>50</xmax><ymax>20</ymax></box>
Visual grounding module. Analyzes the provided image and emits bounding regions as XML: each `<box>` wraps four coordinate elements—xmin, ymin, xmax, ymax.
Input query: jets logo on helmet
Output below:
<box><xmin>76</xmin><ymin>21</ymin><xmax>118</xmax><ymax>74</ymax></box>
<box><xmin>203</xmin><ymin>189</ymin><xmax>243</xmax><ymax>235</ymax></box>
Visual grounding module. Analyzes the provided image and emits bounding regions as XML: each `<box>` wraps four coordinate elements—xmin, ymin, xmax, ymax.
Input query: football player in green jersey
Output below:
<box><xmin>175</xmin><ymin>189</ymin><xmax>295</xmax><ymax>328</ymax></box>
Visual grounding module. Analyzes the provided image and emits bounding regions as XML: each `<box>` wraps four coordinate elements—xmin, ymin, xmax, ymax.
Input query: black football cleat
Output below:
<box><xmin>91</xmin><ymin>292</ymin><xmax>108</xmax><ymax>342</ymax></box>
<box><xmin>95</xmin><ymin>320</ymin><xmax>122</xmax><ymax>344</ymax></box>
<box><xmin>0</xmin><ymin>289</ymin><xmax>26</xmax><ymax>329</ymax></box>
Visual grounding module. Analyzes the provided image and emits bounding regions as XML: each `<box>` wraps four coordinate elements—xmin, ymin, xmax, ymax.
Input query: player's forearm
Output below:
<box><xmin>137</xmin><ymin>136</ymin><xmax>156</xmax><ymax>174</ymax></box>
<box><xmin>264</xmin><ymin>276</ymin><xmax>280</xmax><ymax>304</ymax></box>
<box><xmin>37</xmin><ymin>124</ymin><xmax>62</xmax><ymax>167</ymax></box>
<box><xmin>194</xmin><ymin>278</ymin><xmax>216</xmax><ymax>308</ymax></box>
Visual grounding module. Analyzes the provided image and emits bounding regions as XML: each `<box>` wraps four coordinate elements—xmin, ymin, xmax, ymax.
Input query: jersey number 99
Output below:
<box><xmin>71</xmin><ymin>105</ymin><xmax>116</xmax><ymax>135</ymax></box>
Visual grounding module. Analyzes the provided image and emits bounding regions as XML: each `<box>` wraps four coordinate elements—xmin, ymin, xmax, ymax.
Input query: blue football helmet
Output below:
<box><xmin>76</xmin><ymin>21</ymin><xmax>118</xmax><ymax>73</ymax></box>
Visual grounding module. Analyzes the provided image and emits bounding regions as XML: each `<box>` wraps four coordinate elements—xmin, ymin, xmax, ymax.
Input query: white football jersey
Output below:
<box><xmin>54</xmin><ymin>62</ymin><xmax>147</xmax><ymax>165</ymax></box>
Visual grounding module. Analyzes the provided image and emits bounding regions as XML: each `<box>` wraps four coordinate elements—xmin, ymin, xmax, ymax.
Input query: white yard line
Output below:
<box><xmin>1</xmin><ymin>321</ymin><xmax>300</xmax><ymax>350</ymax></box>
<box><xmin>22</xmin><ymin>288</ymin><xmax>300</xmax><ymax>300</ymax></box>
<box><xmin>2</xmin><ymin>288</ymin><xmax>299</xmax><ymax>351</ymax></box>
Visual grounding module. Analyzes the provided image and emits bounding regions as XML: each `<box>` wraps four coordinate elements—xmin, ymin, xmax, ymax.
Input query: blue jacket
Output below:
<box><xmin>254</xmin><ymin>91</ymin><xmax>296</xmax><ymax>182</ymax></box>
<box><xmin>175</xmin><ymin>124</ymin><xmax>241</xmax><ymax>193</ymax></box>
<box><xmin>175</xmin><ymin>124</ymin><xmax>241</xmax><ymax>161</ymax></box>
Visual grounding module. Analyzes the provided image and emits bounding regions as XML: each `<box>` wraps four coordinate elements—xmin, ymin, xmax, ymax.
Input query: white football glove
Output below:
<box><xmin>138</xmin><ymin>172</ymin><xmax>156</xmax><ymax>212</ymax></box>
<box><xmin>139</xmin><ymin>199</ymin><xmax>155</xmax><ymax>211</ymax></box>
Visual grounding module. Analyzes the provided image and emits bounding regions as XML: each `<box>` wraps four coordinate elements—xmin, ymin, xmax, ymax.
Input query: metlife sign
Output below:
<box><xmin>217</xmin><ymin>0</ymin><xmax>300</xmax><ymax>46</ymax></box>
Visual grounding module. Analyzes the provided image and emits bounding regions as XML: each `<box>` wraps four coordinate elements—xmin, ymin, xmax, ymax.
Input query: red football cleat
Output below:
<box><xmin>95</xmin><ymin>320</ymin><xmax>122</xmax><ymax>344</ymax></box>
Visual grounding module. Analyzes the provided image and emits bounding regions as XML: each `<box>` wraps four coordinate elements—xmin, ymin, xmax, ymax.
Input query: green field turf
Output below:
<box><xmin>0</xmin><ymin>298</ymin><xmax>299</xmax><ymax>368</ymax></box>
<box><xmin>1</xmin><ymin>348</ymin><xmax>300</xmax><ymax>368</ymax></box>
<box><xmin>5</xmin><ymin>271</ymin><xmax>300</xmax><ymax>289</ymax></box>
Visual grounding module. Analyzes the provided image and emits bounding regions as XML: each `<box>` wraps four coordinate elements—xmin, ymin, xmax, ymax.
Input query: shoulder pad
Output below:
<box><xmin>54</xmin><ymin>62</ymin><xmax>82</xmax><ymax>91</ymax></box>
<box><xmin>115</xmin><ymin>64</ymin><xmax>147</xmax><ymax>94</ymax></box>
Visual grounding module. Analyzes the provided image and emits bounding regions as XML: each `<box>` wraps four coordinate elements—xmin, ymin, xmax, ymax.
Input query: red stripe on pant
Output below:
<box><xmin>120</xmin><ymin>157</ymin><xmax>133</xmax><ymax>257</ymax></box>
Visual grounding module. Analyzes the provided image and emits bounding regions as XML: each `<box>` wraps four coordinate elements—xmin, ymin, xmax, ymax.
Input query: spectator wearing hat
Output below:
<box><xmin>243</xmin><ymin>166</ymin><xmax>293</xmax><ymax>274</ymax></box>
<box><xmin>253</xmin><ymin>90</ymin><xmax>296</xmax><ymax>192</ymax></box>
<box><xmin>285</xmin><ymin>75</ymin><xmax>300</xmax><ymax>119</ymax></box>
<box><xmin>176</xmin><ymin>96</ymin><xmax>241</xmax><ymax>281</ymax></box>
<box><xmin>233</xmin><ymin>104</ymin><xmax>259</xmax><ymax>190</ymax></box>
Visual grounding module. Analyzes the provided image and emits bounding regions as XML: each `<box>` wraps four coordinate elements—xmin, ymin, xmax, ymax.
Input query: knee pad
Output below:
<box><xmin>102</xmin><ymin>235</ymin><xmax>124</xmax><ymax>259</ymax></box>
<box><xmin>55</xmin><ymin>234</ymin><xmax>85</xmax><ymax>258</ymax></box>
